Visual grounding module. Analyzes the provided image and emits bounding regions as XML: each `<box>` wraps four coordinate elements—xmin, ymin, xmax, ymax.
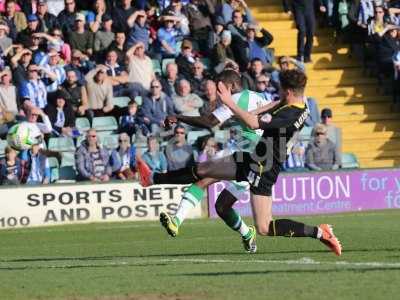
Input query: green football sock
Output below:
<box><xmin>174</xmin><ymin>183</ymin><xmax>204</xmax><ymax>226</ymax></box>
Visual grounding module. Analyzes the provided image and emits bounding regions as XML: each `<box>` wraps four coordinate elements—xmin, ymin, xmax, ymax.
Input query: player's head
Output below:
<box><xmin>279</xmin><ymin>69</ymin><xmax>307</xmax><ymax>101</ymax></box>
<box><xmin>216</xmin><ymin>69</ymin><xmax>242</xmax><ymax>94</ymax></box>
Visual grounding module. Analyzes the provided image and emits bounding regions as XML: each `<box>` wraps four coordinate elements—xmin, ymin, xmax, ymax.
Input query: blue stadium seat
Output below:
<box><xmin>162</xmin><ymin>58</ymin><xmax>176</xmax><ymax>76</ymax></box>
<box><xmin>135</xmin><ymin>96</ymin><xmax>143</xmax><ymax>106</ymax></box>
<box><xmin>113</xmin><ymin>96</ymin><xmax>131</xmax><ymax>108</ymax></box>
<box><xmin>48</xmin><ymin>157</ymin><xmax>59</xmax><ymax>182</ymax></box>
<box><xmin>48</xmin><ymin>137</ymin><xmax>75</xmax><ymax>152</ymax></box>
<box><xmin>92</xmin><ymin>116</ymin><xmax>118</xmax><ymax>131</ymax></box>
<box><xmin>58</xmin><ymin>166</ymin><xmax>76</xmax><ymax>182</ymax></box>
<box><xmin>61</xmin><ymin>151</ymin><xmax>75</xmax><ymax>167</ymax></box>
<box><xmin>98</xmin><ymin>133</ymin><xmax>119</xmax><ymax>150</ymax></box>
<box><xmin>201</xmin><ymin>58</ymin><xmax>211</xmax><ymax>70</ymax></box>
<box><xmin>152</xmin><ymin>59</ymin><xmax>162</xmax><ymax>75</ymax></box>
<box><xmin>75</xmin><ymin>117</ymin><xmax>91</xmax><ymax>132</ymax></box>
<box><xmin>341</xmin><ymin>153</ymin><xmax>360</xmax><ymax>169</ymax></box>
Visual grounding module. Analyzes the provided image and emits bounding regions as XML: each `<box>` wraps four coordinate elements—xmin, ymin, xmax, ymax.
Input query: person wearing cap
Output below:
<box><xmin>16</xmin><ymin>14</ymin><xmax>40</xmax><ymax>48</ymax></box>
<box><xmin>36</xmin><ymin>0</ymin><xmax>59</xmax><ymax>33</ymax></box>
<box><xmin>126</xmin><ymin>10</ymin><xmax>150</xmax><ymax>50</ymax></box>
<box><xmin>45</xmin><ymin>89</ymin><xmax>76</xmax><ymax>136</ymax></box>
<box><xmin>93</xmin><ymin>13</ymin><xmax>115</xmax><ymax>57</ymax></box>
<box><xmin>57</xmin><ymin>0</ymin><xmax>78</xmax><ymax>35</ymax></box>
<box><xmin>175</xmin><ymin>39</ymin><xmax>198</xmax><ymax>80</ymax></box>
<box><xmin>68</xmin><ymin>13</ymin><xmax>94</xmax><ymax>57</ymax></box>
<box><xmin>155</xmin><ymin>14</ymin><xmax>183</xmax><ymax>59</ymax></box>
<box><xmin>306</xmin><ymin>123</ymin><xmax>340</xmax><ymax>171</ymax></box>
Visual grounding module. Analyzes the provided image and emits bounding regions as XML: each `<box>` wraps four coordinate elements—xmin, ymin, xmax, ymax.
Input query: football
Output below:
<box><xmin>6</xmin><ymin>122</ymin><xmax>40</xmax><ymax>151</ymax></box>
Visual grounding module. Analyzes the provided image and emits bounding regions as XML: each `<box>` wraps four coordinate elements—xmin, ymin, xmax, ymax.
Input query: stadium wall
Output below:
<box><xmin>209</xmin><ymin>168</ymin><xmax>400</xmax><ymax>217</ymax></box>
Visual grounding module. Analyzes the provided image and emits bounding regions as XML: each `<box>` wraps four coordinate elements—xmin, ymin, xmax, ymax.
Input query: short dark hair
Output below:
<box><xmin>216</xmin><ymin>69</ymin><xmax>242</xmax><ymax>90</ymax></box>
<box><xmin>251</xmin><ymin>58</ymin><xmax>263</xmax><ymax>65</ymax></box>
<box><xmin>128</xmin><ymin>100</ymin><xmax>137</xmax><ymax>106</ymax></box>
<box><xmin>174</xmin><ymin>124</ymin><xmax>186</xmax><ymax>134</ymax></box>
<box><xmin>279</xmin><ymin>69</ymin><xmax>307</xmax><ymax>96</ymax></box>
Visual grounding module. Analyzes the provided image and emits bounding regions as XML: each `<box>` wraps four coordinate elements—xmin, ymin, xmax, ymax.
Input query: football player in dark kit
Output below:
<box><xmin>138</xmin><ymin>69</ymin><xmax>342</xmax><ymax>256</ymax></box>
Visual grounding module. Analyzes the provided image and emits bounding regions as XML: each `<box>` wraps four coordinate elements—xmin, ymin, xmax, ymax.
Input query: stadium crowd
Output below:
<box><xmin>0</xmin><ymin>0</ymin><xmax>397</xmax><ymax>185</ymax></box>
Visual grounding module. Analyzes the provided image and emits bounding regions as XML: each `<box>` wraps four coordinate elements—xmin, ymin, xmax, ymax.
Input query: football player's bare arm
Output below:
<box><xmin>166</xmin><ymin>114</ymin><xmax>220</xmax><ymax>130</ymax></box>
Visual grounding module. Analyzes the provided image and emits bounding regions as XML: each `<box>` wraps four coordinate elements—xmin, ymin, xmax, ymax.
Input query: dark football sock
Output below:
<box><xmin>268</xmin><ymin>219</ymin><xmax>319</xmax><ymax>238</ymax></box>
<box><xmin>153</xmin><ymin>166</ymin><xmax>200</xmax><ymax>184</ymax></box>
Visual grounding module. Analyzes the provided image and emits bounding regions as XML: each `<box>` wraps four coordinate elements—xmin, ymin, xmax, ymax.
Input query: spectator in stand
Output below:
<box><xmin>0</xmin><ymin>146</ymin><xmax>22</xmax><ymax>185</ymax></box>
<box><xmin>19</xmin><ymin>63</ymin><xmax>49</xmax><ymax>110</ymax></box>
<box><xmin>1</xmin><ymin>0</ymin><xmax>27</xmax><ymax>39</ymax></box>
<box><xmin>17</xmin><ymin>14</ymin><xmax>40</xmax><ymax>48</ymax></box>
<box><xmin>60</xmin><ymin>69</ymin><xmax>89</xmax><ymax>117</ymax></box>
<box><xmin>190</xmin><ymin>60</ymin><xmax>209</xmax><ymax>98</ymax></box>
<box><xmin>0</xmin><ymin>0</ymin><xmax>21</xmax><ymax>14</ymax></box>
<box><xmin>155</xmin><ymin>14</ymin><xmax>183</xmax><ymax>59</ymax></box>
<box><xmin>319</xmin><ymin>107</ymin><xmax>342</xmax><ymax>157</ymax></box>
<box><xmin>112</xmin><ymin>0</ymin><xmax>136</xmax><ymax>33</ymax></box>
<box><xmin>86</xmin><ymin>0</ymin><xmax>109</xmax><ymax>33</ymax></box>
<box><xmin>199</xmin><ymin>79</ymin><xmax>220</xmax><ymax>115</ymax></box>
<box><xmin>64</xmin><ymin>49</ymin><xmax>96</xmax><ymax>85</ymax></box>
<box><xmin>0</xmin><ymin>68</ymin><xmax>18</xmax><ymax>117</ymax></box>
<box><xmin>210</xmin><ymin>16</ymin><xmax>225</xmax><ymax>48</ymax></box>
<box><xmin>57</xmin><ymin>0</ymin><xmax>78</xmax><ymax>35</ymax></box>
<box><xmin>85</xmin><ymin>64</ymin><xmax>114</xmax><ymax>117</ymax></box>
<box><xmin>93</xmin><ymin>14</ymin><xmax>115</xmax><ymax>61</ymax></box>
<box><xmin>284</xmin><ymin>139</ymin><xmax>307</xmax><ymax>172</ymax></box>
<box><xmin>119</xmin><ymin>100</ymin><xmax>148</xmax><ymax>138</ymax></box>
<box><xmin>283</xmin><ymin>0</ymin><xmax>326</xmax><ymax>62</ymax></box>
<box><xmin>0</xmin><ymin>22</ymin><xmax>11</xmax><ymax>52</ymax></box>
<box><xmin>228</xmin><ymin>9</ymin><xmax>256</xmax><ymax>70</ymax></box>
<box><xmin>165</xmin><ymin>0</ymin><xmax>190</xmax><ymax>36</ymax></box>
<box><xmin>34</xmin><ymin>29</ymin><xmax>72</xmax><ymax>64</ymax></box>
<box><xmin>306</xmin><ymin>123</ymin><xmax>340</xmax><ymax>171</ymax></box>
<box><xmin>126</xmin><ymin>41</ymin><xmax>154</xmax><ymax>91</ymax></box>
<box><xmin>68</xmin><ymin>13</ymin><xmax>94</xmax><ymax>57</ymax></box>
<box><xmin>165</xmin><ymin>124</ymin><xmax>194</xmax><ymax>171</ymax></box>
<box><xmin>255</xmin><ymin>73</ymin><xmax>279</xmax><ymax>101</ymax></box>
<box><xmin>242</xmin><ymin>58</ymin><xmax>265</xmax><ymax>91</ymax></box>
<box><xmin>106</xmin><ymin>31</ymin><xmax>127</xmax><ymax>66</ymax></box>
<box><xmin>185</xmin><ymin>0</ymin><xmax>216</xmax><ymax>54</ymax></box>
<box><xmin>142</xmin><ymin>79</ymin><xmax>175</xmax><ymax>134</ymax></box>
<box><xmin>211</xmin><ymin>30</ymin><xmax>236</xmax><ymax>74</ymax></box>
<box><xmin>36</xmin><ymin>0</ymin><xmax>59</xmax><ymax>33</ymax></box>
<box><xmin>197</xmin><ymin>135</ymin><xmax>219</xmax><ymax>162</ymax></box>
<box><xmin>10</xmin><ymin>47</ymin><xmax>32</xmax><ymax>87</ymax></box>
<box><xmin>110</xmin><ymin>132</ymin><xmax>137</xmax><ymax>180</ymax></box>
<box><xmin>142</xmin><ymin>135</ymin><xmax>168</xmax><ymax>173</ymax></box>
<box><xmin>126</xmin><ymin>10</ymin><xmax>151</xmax><ymax>50</ymax></box>
<box><xmin>271</xmin><ymin>56</ymin><xmax>305</xmax><ymax>87</ymax></box>
<box><xmin>173</xmin><ymin>79</ymin><xmax>203</xmax><ymax>117</ymax></box>
<box><xmin>160</xmin><ymin>62</ymin><xmax>183</xmax><ymax>97</ymax></box>
<box><xmin>20</xmin><ymin>142</ymin><xmax>50</xmax><ymax>184</ymax></box>
<box><xmin>40</xmin><ymin>49</ymin><xmax>66</xmax><ymax>96</ymax></box>
<box><xmin>304</xmin><ymin>97</ymin><xmax>320</xmax><ymax>127</ymax></box>
<box><xmin>221</xmin><ymin>0</ymin><xmax>253</xmax><ymax>25</ymax></box>
<box><xmin>0</xmin><ymin>103</ymin><xmax>15</xmax><ymax>138</ymax></box>
<box><xmin>45</xmin><ymin>90</ymin><xmax>76</xmax><ymax>137</ymax></box>
<box><xmin>245</xmin><ymin>24</ymin><xmax>274</xmax><ymax>65</ymax></box>
<box><xmin>76</xmin><ymin>128</ymin><xmax>112</xmax><ymax>182</ymax></box>
<box><xmin>176</xmin><ymin>39</ymin><xmax>199</xmax><ymax>80</ymax></box>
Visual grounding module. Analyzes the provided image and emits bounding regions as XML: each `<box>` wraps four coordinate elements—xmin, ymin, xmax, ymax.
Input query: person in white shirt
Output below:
<box><xmin>126</xmin><ymin>41</ymin><xmax>155</xmax><ymax>91</ymax></box>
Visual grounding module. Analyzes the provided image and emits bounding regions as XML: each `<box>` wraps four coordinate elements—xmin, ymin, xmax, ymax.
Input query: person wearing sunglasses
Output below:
<box><xmin>76</xmin><ymin>128</ymin><xmax>112</xmax><ymax>182</ymax></box>
<box><xmin>305</xmin><ymin>123</ymin><xmax>340</xmax><ymax>171</ymax></box>
<box><xmin>165</xmin><ymin>124</ymin><xmax>194</xmax><ymax>171</ymax></box>
<box><xmin>110</xmin><ymin>132</ymin><xmax>137</xmax><ymax>180</ymax></box>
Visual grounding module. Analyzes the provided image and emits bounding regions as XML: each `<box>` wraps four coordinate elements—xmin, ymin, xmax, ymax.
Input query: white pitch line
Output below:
<box><xmin>2</xmin><ymin>257</ymin><xmax>400</xmax><ymax>270</ymax></box>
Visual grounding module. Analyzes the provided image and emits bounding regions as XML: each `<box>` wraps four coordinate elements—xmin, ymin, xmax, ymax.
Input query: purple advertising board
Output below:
<box><xmin>208</xmin><ymin>169</ymin><xmax>400</xmax><ymax>217</ymax></box>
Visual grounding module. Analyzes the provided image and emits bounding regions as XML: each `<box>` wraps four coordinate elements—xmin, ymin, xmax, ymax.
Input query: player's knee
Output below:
<box><xmin>256</xmin><ymin>224</ymin><xmax>269</xmax><ymax>236</ymax></box>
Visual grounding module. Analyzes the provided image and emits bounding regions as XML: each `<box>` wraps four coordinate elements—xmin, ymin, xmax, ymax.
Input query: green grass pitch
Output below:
<box><xmin>1</xmin><ymin>210</ymin><xmax>400</xmax><ymax>300</ymax></box>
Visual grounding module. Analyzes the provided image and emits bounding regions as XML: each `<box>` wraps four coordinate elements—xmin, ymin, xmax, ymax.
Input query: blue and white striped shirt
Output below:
<box><xmin>42</xmin><ymin>64</ymin><xmax>66</xmax><ymax>93</ymax></box>
<box><xmin>19</xmin><ymin>79</ymin><xmax>48</xmax><ymax>109</ymax></box>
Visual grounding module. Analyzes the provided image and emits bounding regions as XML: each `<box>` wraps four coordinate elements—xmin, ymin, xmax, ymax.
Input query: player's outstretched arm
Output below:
<box><xmin>168</xmin><ymin>114</ymin><xmax>220</xmax><ymax>130</ymax></box>
<box><xmin>217</xmin><ymin>82</ymin><xmax>260</xmax><ymax>130</ymax></box>
<box><xmin>250</xmin><ymin>101</ymin><xmax>281</xmax><ymax>116</ymax></box>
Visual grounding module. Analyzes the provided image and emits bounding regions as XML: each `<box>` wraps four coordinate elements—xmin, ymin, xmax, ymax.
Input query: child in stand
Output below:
<box><xmin>0</xmin><ymin>146</ymin><xmax>22</xmax><ymax>185</ymax></box>
<box><xmin>119</xmin><ymin>100</ymin><xmax>149</xmax><ymax>139</ymax></box>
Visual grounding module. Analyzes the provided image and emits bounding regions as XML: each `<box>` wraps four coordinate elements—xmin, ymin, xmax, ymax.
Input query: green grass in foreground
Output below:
<box><xmin>1</xmin><ymin>210</ymin><xmax>400</xmax><ymax>300</ymax></box>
